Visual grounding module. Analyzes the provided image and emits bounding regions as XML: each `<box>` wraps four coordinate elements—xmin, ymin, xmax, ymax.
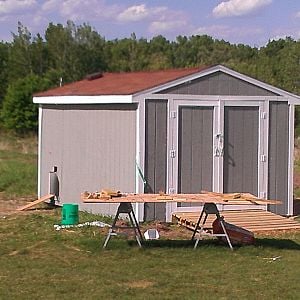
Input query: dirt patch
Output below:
<box><xmin>124</xmin><ymin>280</ymin><xmax>154</xmax><ymax>289</ymax></box>
<box><xmin>0</xmin><ymin>197</ymin><xmax>192</xmax><ymax>240</ymax></box>
<box><xmin>114</xmin><ymin>220</ymin><xmax>192</xmax><ymax>240</ymax></box>
<box><xmin>0</xmin><ymin>196</ymin><xmax>54</xmax><ymax>217</ymax></box>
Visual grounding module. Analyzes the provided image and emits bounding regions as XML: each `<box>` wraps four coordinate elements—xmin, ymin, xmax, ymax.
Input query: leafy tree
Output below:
<box><xmin>31</xmin><ymin>33</ymin><xmax>48</xmax><ymax>76</ymax></box>
<box><xmin>105</xmin><ymin>33</ymin><xmax>147</xmax><ymax>71</ymax></box>
<box><xmin>7</xmin><ymin>22</ymin><xmax>33</xmax><ymax>82</ymax></box>
<box><xmin>1</xmin><ymin>75</ymin><xmax>51</xmax><ymax>133</ymax></box>
<box><xmin>148</xmin><ymin>35</ymin><xmax>172</xmax><ymax>69</ymax></box>
<box><xmin>74</xmin><ymin>23</ymin><xmax>107</xmax><ymax>76</ymax></box>
<box><xmin>45</xmin><ymin>21</ymin><xmax>79</xmax><ymax>82</ymax></box>
<box><xmin>0</xmin><ymin>42</ymin><xmax>9</xmax><ymax>105</ymax></box>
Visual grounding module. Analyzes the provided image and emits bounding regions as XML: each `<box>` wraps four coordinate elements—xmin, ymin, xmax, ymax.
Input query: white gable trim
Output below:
<box><xmin>33</xmin><ymin>95</ymin><xmax>133</xmax><ymax>104</ymax></box>
<box><xmin>217</xmin><ymin>65</ymin><xmax>300</xmax><ymax>100</ymax></box>
<box><xmin>135</xmin><ymin>65</ymin><xmax>300</xmax><ymax>102</ymax></box>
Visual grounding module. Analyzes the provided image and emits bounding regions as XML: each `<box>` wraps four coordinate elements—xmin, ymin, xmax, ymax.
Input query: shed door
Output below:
<box><xmin>178</xmin><ymin>106</ymin><xmax>214</xmax><ymax>201</ymax></box>
<box><xmin>144</xmin><ymin>99</ymin><xmax>167</xmax><ymax>220</ymax></box>
<box><xmin>223</xmin><ymin>106</ymin><xmax>259</xmax><ymax>195</ymax></box>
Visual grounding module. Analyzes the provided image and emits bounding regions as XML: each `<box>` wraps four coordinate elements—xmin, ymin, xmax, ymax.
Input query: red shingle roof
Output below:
<box><xmin>35</xmin><ymin>67</ymin><xmax>208</xmax><ymax>97</ymax></box>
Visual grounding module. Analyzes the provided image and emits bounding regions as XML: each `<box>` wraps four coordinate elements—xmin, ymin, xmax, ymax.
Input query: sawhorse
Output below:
<box><xmin>103</xmin><ymin>202</ymin><xmax>143</xmax><ymax>248</ymax></box>
<box><xmin>191</xmin><ymin>202</ymin><xmax>233</xmax><ymax>250</ymax></box>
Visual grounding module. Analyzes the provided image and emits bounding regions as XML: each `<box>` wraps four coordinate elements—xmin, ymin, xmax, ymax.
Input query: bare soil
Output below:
<box><xmin>0</xmin><ymin>196</ymin><xmax>55</xmax><ymax>217</ymax></box>
<box><xmin>0</xmin><ymin>196</ymin><xmax>193</xmax><ymax>240</ymax></box>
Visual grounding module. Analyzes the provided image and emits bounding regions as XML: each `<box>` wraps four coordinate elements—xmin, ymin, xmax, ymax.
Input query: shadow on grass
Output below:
<box><xmin>128</xmin><ymin>239</ymin><xmax>229</xmax><ymax>249</ymax></box>
<box><xmin>255</xmin><ymin>238</ymin><xmax>300</xmax><ymax>250</ymax></box>
<box><xmin>127</xmin><ymin>238</ymin><xmax>300</xmax><ymax>250</ymax></box>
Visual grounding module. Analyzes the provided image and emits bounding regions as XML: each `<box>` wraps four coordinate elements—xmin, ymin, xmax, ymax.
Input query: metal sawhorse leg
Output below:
<box><xmin>192</xmin><ymin>203</ymin><xmax>233</xmax><ymax>250</ymax></box>
<box><xmin>103</xmin><ymin>202</ymin><xmax>143</xmax><ymax>249</ymax></box>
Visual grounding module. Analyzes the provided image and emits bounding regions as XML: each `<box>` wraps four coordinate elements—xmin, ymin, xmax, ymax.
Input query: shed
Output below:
<box><xmin>33</xmin><ymin>65</ymin><xmax>300</xmax><ymax>221</ymax></box>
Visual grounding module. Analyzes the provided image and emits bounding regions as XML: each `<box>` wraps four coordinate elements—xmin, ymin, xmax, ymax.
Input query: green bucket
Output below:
<box><xmin>61</xmin><ymin>204</ymin><xmax>79</xmax><ymax>225</ymax></box>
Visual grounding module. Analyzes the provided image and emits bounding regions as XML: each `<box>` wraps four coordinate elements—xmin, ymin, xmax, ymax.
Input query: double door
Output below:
<box><xmin>171</xmin><ymin>100</ymin><xmax>266</xmax><ymax>198</ymax></box>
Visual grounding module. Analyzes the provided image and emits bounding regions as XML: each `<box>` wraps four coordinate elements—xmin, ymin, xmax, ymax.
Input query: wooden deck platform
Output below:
<box><xmin>172</xmin><ymin>210</ymin><xmax>300</xmax><ymax>234</ymax></box>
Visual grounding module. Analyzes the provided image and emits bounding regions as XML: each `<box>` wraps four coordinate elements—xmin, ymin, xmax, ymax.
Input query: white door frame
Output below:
<box><xmin>170</xmin><ymin>98</ymin><xmax>268</xmax><ymax>199</ymax></box>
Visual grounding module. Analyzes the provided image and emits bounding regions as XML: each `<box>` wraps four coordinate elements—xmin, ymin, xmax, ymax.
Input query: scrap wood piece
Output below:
<box><xmin>222</xmin><ymin>193</ymin><xmax>242</xmax><ymax>200</ymax></box>
<box><xmin>101</xmin><ymin>188</ymin><xmax>122</xmax><ymax>197</ymax></box>
<box><xmin>201</xmin><ymin>191</ymin><xmax>241</xmax><ymax>199</ymax></box>
<box><xmin>16</xmin><ymin>194</ymin><xmax>55</xmax><ymax>211</ymax></box>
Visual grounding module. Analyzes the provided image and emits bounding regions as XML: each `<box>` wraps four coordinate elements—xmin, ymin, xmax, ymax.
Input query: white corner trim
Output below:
<box><xmin>33</xmin><ymin>95</ymin><xmax>133</xmax><ymax>104</ymax></box>
<box><xmin>37</xmin><ymin>106</ymin><xmax>43</xmax><ymax>198</ymax></box>
<box><xmin>288</xmin><ymin>104</ymin><xmax>295</xmax><ymax>216</ymax></box>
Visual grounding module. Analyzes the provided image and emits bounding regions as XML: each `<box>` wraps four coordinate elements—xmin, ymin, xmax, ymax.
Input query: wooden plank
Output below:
<box><xmin>81</xmin><ymin>192</ymin><xmax>281</xmax><ymax>207</ymax></box>
<box><xmin>173</xmin><ymin>210</ymin><xmax>300</xmax><ymax>233</ymax></box>
<box><xmin>16</xmin><ymin>194</ymin><xmax>55</xmax><ymax>211</ymax></box>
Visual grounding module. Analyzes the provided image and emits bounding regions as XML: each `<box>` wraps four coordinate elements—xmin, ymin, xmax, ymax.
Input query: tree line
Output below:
<box><xmin>1</xmin><ymin>21</ymin><xmax>300</xmax><ymax>134</ymax></box>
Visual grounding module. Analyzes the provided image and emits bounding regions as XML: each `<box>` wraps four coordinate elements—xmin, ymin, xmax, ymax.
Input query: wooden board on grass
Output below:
<box><xmin>16</xmin><ymin>194</ymin><xmax>55</xmax><ymax>211</ymax></box>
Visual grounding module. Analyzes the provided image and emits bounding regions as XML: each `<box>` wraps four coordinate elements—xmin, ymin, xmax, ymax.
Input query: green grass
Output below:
<box><xmin>0</xmin><ymin>149</ymin><xmax>37</xmax><ymax>197</ymax></box>
<box><xmin>0</xmin><ymin>131</ymin><xmax>37</xmax><ymax>198</ymax></box>
<box><xmin>0</xmin><ymin>211</ymin><xmax>300</xmax><ymax>299</ymax></box>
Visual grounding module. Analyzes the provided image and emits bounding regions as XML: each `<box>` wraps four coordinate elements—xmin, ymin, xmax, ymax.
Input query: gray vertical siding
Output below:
<box><xmin>144</xmin><ymin>99</ymin><xmax>167</xmax><ymax>221</ymax></box>
<box><xmin>158</xmin><ymin>72</ymin><xmax>277</xmax><ymax>96</ymax></box>
<box><xmin>40</xmin><ymin>104</ymin><xmax>137</xmax><ymax>215</ymax></box>
<box><xmin>223</xmin><ymin>107</ymin><xmax>258</xmax><ymax>195</ymax></box>
<box><xmin>178</xmin><ymin>106</ymin><xmax>213</xmax><ymax>206</ymax></box>
<box><xmin>268</xmin><ymin>102</ymin><xmax>289</xmax><ymax>215</ymax></box>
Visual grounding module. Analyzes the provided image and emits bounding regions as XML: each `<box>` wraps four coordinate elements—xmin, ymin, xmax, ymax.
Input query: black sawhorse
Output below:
<box><xmin>191</xmin><ymin>203</ymin><xmax>233</xmax><ymax>250</ymax></box>
<box><xmin>103</xmin><ymin>202</ymin><xmax>143</xmax><ymax>248</ymax></box>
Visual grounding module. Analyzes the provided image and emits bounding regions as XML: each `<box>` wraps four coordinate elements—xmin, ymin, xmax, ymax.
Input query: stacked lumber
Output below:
<box><xmin>82</xmin><ymin>189</ymin><xmax>122</xmax><ymax>201</ymax></box>
<box><xmin>173</xmin><ymin>210</ymin><xmax>300</xmax><ymax>234</ymax></box>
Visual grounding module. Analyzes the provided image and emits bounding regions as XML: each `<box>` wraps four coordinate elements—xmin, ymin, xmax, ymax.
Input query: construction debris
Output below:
<box><xmin>54</xmin><ymin>220</ymin><xmax>110</xmax><ymax>231</ymax></box>
<box><xmin>82</xmin><ymin>189</ymin><xmax>122</xmax><ymax>200</ymax></box>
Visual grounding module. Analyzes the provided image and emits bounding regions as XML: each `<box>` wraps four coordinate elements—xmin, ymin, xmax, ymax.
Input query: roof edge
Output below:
<box><xmin>33</xmin><ymin>95</ymin><xmax>133</xmax><ymax>104</ymax></box>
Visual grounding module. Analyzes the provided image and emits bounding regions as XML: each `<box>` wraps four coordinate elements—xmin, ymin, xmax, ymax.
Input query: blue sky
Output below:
<box><xmin>1</xmin><ymin>0</ymin><xmax>300</xmax><ymax>46</ymax></box>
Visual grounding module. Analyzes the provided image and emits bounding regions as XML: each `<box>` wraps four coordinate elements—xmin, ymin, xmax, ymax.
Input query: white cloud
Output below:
<box><xmin>117</xmin><ymin>4</ymin><xmax>167</xmax><ymax>22</ymax></box>
<box><xmin>116</xmin><ymin>3</ymin><xmax>188</xmax><ymax>34</ymax></box>
<box><xmin>41</xmin><ymin>0</ymin><xmax>59</xmax><ymax>12</ymax></box>
<box><xmin>42</xmin><ymin>0</ymin><xmax>120</xmax><ymax>21</ymax></box>
<box><xmin>213</xmin><ymin>0</ymin><xmax>272</xmax><ymax>18</ymax></box>
<box><xmin>0</xmin><ymin>0</ymin><xmax>37</xmax><ymax>15</ymax></box>
<box><xmin>149</xmin><ymin>20</ymin><xmax>187</xmax><ymax>33</ymax></box>
<box><xmin>117</xmin><ymin>4</ymin><xmax>148</xmax><ymax>22</ymax></box>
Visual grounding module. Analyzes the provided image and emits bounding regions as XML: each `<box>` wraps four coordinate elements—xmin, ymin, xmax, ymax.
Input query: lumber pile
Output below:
<box><xmin>82</xmin><ymin>189</ymin><xmax>122</xmax><ymax>200</ymax></box>
<box><xmin>173</xmin><ymin>210</ymin><xmax>300</xmax><ymax>234</ymax></box>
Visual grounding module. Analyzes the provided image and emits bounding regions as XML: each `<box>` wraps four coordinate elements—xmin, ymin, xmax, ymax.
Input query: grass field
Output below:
<box><xmin>0</xmin><ymin>211</ymin><xmax>300</xmax><ymax>299</ymax></box>
<box><xmin>0</xmin><ymin>131</ymin><xmax>37</xmax><ymax>198</ymax></box>
<box><xmin>0</xmin><ymin>133</ymin><xmax>300</xmax><ymax>299</ymax></box>
<box><xmin>0</xmin><ymin>150</ymin><xmax>37</xmax><ymax>198</ymax></box>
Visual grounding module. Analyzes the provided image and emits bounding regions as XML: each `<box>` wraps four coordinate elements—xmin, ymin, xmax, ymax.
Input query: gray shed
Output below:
<box><xmin>33</xmin><ymin>65</ymin><xmax>300</xmax><ymax>221</ymax></box>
